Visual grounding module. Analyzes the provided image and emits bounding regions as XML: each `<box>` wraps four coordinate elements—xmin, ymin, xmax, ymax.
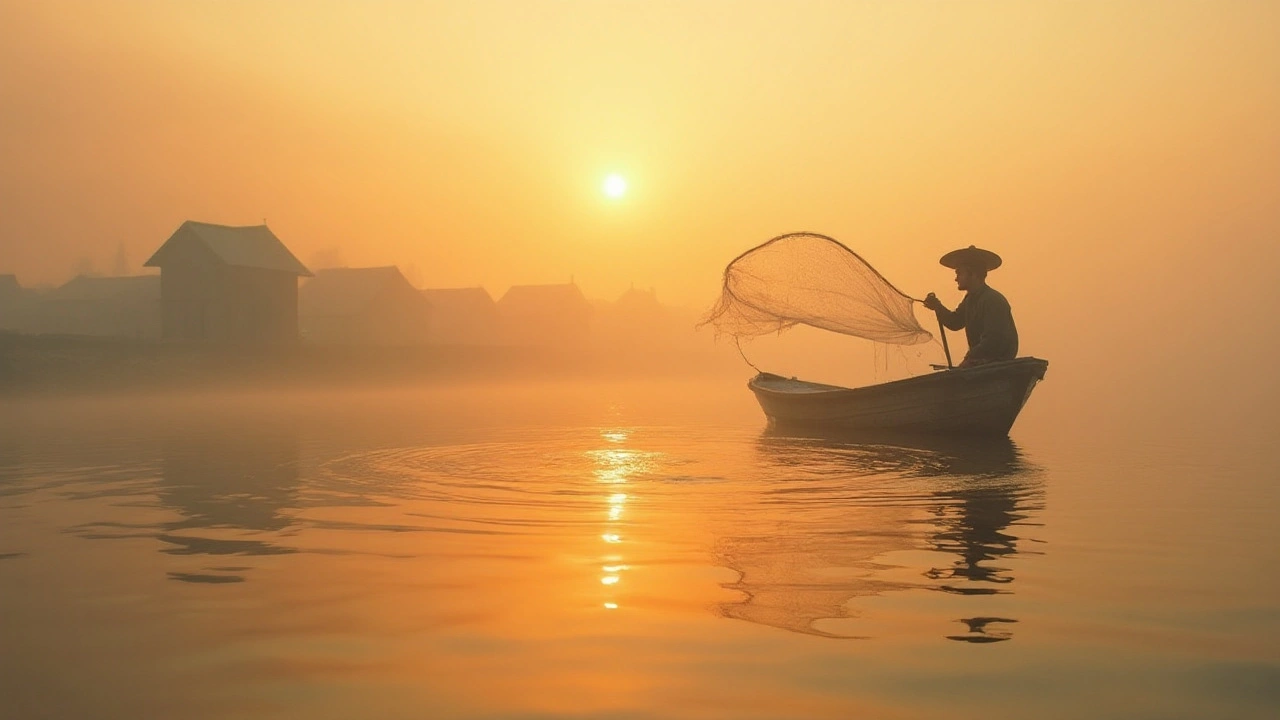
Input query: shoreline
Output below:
<box><xmin>0</xmin><ymin>332</ymin><xmax>739</xmax><ymax>398</ymax></box>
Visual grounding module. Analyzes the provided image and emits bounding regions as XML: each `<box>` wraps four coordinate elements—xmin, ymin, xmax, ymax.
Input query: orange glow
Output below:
<box><xmin>0</xmin><ymin>2</ymin><xmax>1275</xmax><ymax>438</ymax></box>
<box><xmin>3</xmin><ymin>1</ymin><xmax>1275</xmax><ymax>325</ymax></box>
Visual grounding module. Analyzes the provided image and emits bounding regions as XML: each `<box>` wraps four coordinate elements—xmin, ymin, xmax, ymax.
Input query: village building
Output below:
<box><xmin>419</xmin><ymin>287</ymin><xmax>500</xmax><ymax>345</ymax></box>
<box><xmin>144</xmin><ymin>221</ymin><xmax>312</xmax><ymax>344</ymax></box>
<box><xmin>20</xmin><ymin>274</ymin><xmax>161</xmax><ymax>339</ymax></box>
<box><xmin>0</xmin><ymin>274</ymin><xmax>19</xmax><ymax>305</ymax></box>
<box><xmin>0</xmin><ymin>274</ymin><xmax>23</xmax><ymax>331</ymax></box>
<box><xmin>595</xmin><ymin>285</ymin><xmax>677</xmax><ymax>348</ymax></box>
<box><xmin>299</xmin><ymin>266</ymin><xmax>430</xmax><ymax>345</ymax></box>
<box><xmin>611</xmin><ymin>286</ymin><xmax>667</xmax><ymax>326</ymax></box>
<box><xmin>496</xmin><ymin>282</ymin><xmax>592</xmax><ymax>346</ymax></box>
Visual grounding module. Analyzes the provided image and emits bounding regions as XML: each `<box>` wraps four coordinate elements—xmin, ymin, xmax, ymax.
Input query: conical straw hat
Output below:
<box><xmin>940</xmin><ymin>245</ymin><xmax>1002</xmax><ymax>271</ymax></box>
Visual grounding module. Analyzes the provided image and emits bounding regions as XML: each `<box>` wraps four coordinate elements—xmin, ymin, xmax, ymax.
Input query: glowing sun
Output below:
<box><xmin>603</xmin><ymin>173</ymin><xmax>628</xmax><ymax>198</ymax></box>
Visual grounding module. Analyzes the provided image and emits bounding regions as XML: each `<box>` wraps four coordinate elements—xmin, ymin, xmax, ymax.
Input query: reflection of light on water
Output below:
<box><xmin>608</xmin><ymin>492</ymin><xmax>627</xmax><ymax>520</ymax></box>
<box><xmin>590</xmin><ymin>447</ymin><xmax>655</xmax><ymax>484</ymax></box>
<box><xmin>592</xmin><ymin>433</ymin><xmax>651</xmax><ymax>612</ymax></box>
<box><xmin>594</xmin><ymin>452</ymin><xmax>637</xmax><ymax>483</ymax></box>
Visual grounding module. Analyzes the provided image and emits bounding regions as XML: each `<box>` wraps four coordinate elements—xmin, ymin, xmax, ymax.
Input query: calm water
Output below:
<box><xmin>1</xmin><ymin>380</ymin><xmax>1276</xmax><ymax>719</ymax></box>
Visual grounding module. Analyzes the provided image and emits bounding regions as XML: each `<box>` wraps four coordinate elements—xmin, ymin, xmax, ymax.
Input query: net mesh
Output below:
<box><xmin>700</xmin><ymin>232</ymin><xmax>932</xmax><ymax>345</ymax></box>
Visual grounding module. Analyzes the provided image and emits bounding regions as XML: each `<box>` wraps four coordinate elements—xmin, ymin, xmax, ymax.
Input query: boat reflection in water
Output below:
<box><xmin>717</xmin><ymin>428</ymin><xmax>1044</xmax><ymax>643</ymax></box>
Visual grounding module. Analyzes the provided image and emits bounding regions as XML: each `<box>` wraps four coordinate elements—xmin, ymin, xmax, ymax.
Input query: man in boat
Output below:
<box><xmin>922</xmin><ymin>245</ymin><xmax>1018</xmax><ymax>367</ymax></box>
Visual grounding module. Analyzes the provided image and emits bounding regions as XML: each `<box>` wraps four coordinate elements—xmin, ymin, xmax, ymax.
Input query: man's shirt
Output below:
<box><xmin>937</xmin><ymin>285</ymin><xmax>1019</xmax><ymax>363</ymax></box>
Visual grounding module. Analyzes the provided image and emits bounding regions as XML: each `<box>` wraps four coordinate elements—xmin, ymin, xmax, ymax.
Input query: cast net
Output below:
<box><xmin>700</xmin><ymin>232</ymin><xmax>932</xmax><ymax>345</ymax></box>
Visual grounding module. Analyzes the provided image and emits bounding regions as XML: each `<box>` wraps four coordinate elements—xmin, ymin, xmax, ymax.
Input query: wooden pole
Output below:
<box><xmin>937</xmin><ymin>316</ymin><xmax>954</xmax><ymax>369</ymax></box>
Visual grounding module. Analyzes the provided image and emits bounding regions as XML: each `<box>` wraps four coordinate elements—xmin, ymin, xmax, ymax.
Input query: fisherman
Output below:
<box><xmin>922</xmin><ymin>245</ymin><xmax>1018</xmax><ymax>367</ymax></box>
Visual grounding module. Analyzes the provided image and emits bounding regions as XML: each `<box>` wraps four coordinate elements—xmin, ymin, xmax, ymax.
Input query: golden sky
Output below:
<box><xmin>1</xmin><ymin>0</ymin><xmax>1277</xmax><ymax>392</ymax></box>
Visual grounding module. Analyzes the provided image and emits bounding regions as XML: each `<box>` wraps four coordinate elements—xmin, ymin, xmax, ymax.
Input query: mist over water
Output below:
<box><xmin>1</xmin><ymin>379</ymin><xmax>1275</xmax><ymax>719</ymax></box>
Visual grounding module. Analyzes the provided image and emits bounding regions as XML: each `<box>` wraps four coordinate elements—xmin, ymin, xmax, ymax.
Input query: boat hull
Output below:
<box><xmin>748</xmin><ymin>357</ymin><xmax>1048</xmax><ymax>436</ymax></box>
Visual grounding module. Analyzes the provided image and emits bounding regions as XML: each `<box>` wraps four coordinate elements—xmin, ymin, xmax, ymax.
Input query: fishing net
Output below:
<box><xmin>701</xmin><ymin>232</ymin><xmax>932</xmax><ymax>345</ymax></box>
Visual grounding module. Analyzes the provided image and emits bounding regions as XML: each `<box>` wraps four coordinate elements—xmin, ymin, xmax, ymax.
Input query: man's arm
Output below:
<box><xmin>923</xmin><ymin>293</ymin><xmax>967</xmax><ymax>331</ymax></box>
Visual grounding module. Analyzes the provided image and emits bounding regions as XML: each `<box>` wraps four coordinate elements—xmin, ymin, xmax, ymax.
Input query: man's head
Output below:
<box><xmin>954</xmin><ymin>264</ymin><xmax>987</xmax><ymax>292</ymax></box>
<box><xmin>939</xmin><ymin>245</ymin><xmax>1002</xmax><ymax>292</ymax></box>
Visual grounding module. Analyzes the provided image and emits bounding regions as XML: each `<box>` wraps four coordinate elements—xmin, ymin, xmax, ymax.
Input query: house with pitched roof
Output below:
<box><xmin>23</xmin><ymin>274</ymin><xmax>161</xmax><ymax>339</ymax></box>
<box><xmin>496</xmin><ymin>282</ymin><xmax>592</xmax><ymax>346</ymax></box>
<box><xmin>300</xmin><ymin>266</ymin><xmax>430</xmax><ymax>345</ymax></box>
<box><xmin>0</xmin><ymin>274</ymin><xmax>26</xmax><ymax>331</ymax></box>
<box><xmin>144</xmin><ymin>221</ymin><xmax>312</xmax><ymax>344</ymax></box>
<box><xmin>0</xmin><ymin>275</ymin><xmax>19</xmax><ymax>304</ymax></box>
<box><xmin>594</xmin><ymin>285</ymin><xmax>680</xmax><ymax>348</ymax></box>
<box><xmin>419</xmin><ymin>287</ymin><xmax>500</xmax><ymax>345</ymax></box>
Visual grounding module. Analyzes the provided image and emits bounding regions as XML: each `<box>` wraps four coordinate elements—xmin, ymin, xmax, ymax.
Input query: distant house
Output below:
<box><xmin>144</xmin><ymin>221</ymin><xmax>312</xmax><ymax>344</ymax></box>
<box><xmin>420</xmin><ymin>287</ymin><xmax>500</xmax><ymax>345</ymax></box>
<box><xmin>21</xmin><ymin>275</ymin><xmax>160</xmax><ymax>339</ymax></box>
<box><xmin>0</xmin><ymin>274</ymin><xmax>25</xmax><ymax>331</ymax></box>
<box><xmin>299</xmin><ymin>266</ymin><xmax>430</xmax><ymax>345</ymax></box>
<box><xmin>497</xmin><ymin>282</ymin><xmax>592</xmax><ymax>346</ymax></box>
<box><xmin>0</xmin><ymin>275</ymin><xmax>19</xmax><ymax>304</ymax></box>
<box><xmin>612</xmin><ymin>286</ymin><xmax>666</xmax><ymax>324</ymax></box>
<box><xmin>596</xmin><ymin>286</ymin><xmax>675</xmax><ymax>347</ymax></box>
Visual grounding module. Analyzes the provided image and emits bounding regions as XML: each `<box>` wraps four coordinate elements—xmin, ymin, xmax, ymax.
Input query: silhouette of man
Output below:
<box><xmin>922</xmin><ymin>246</ymin><xmax>1018</xmax><ymax>368</ymax></box>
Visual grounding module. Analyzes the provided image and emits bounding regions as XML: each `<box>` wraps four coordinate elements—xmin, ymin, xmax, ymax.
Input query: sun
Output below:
<box><xmin>603</xmin><ymin>173</ymin><xmax>627</xmax><ymax>198</ymax></box>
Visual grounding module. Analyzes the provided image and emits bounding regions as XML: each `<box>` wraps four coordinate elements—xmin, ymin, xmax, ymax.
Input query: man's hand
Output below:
<box><xmin>923</xmin><ymin>293</ymin><xmax>944</xmax><ymax>312</ymax></box>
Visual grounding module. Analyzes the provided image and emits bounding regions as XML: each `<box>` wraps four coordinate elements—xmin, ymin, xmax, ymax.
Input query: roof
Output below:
<box><xmin>47</xmin><ymin>275</ymin><xmax>160</xmax><ymax>302</ymax></box>
<box><xmin>300</xmin><ymin>266</ymin><xmax>419</xmax><ymax>317</ymax></box>
<box><xmin>145</xmin><ymin>221</ymin><xmax>312</xmax><ymax>276</ymax></box>
<box><xmin>420</xmin><ymin>287</ymin><xmax>497</xmax><ymax>314</ymax></box>
<box><xmin>0</xmin><ymin>274</ymin><xmax>20</xmax><ymax>304</ymax></box>
<box><xmin>614</xmin><ymin>286</ymin><xmax>662</xmax><ymax>312</ymax></box>
<box><xmin>497</xmin><ymin>283</ymin><xmax>589</xmax><ymax>312</ymax></box>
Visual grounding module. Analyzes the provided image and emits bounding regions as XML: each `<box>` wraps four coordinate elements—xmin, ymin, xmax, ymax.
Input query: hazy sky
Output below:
<box><xmin>1</xmin><ymin>0</ymin><xmax>1277</xmax><ymax>418</ymax></box>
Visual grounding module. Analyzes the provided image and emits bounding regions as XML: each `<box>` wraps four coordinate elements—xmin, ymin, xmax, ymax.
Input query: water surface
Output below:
<box><xmin>1</xmin><ymin>380</ymin><xmax>1276</xmax><ymax>719</ymax></box>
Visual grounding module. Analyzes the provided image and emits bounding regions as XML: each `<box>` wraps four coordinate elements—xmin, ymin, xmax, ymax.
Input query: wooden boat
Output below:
<box><xmin>748</xmin><ymin>357</ymin><xmax>1048</xmax><ymax>436</ymax></box>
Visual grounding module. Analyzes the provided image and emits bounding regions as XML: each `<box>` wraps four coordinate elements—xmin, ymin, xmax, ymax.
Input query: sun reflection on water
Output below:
<box><xmin>601</xmin><ymin>430</ymin><xmax>629</xmax><ymax>444</ymax></box>
<box><xmin>591</xmin><ymin>429</ymin><xmax>658</xmax><ymax>611</ymax></box>
<box><xmin>592</xmin><ymin>448</ymin><xmax>651</xmax><ymax>484</ymax></box>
